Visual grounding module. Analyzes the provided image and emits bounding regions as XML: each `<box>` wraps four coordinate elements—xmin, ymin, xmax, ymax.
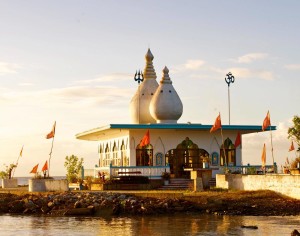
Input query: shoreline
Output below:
<box><xmin>1</xmin><ymin>189</ymin><xmax>300</xmax><ymax>217</ymax></box>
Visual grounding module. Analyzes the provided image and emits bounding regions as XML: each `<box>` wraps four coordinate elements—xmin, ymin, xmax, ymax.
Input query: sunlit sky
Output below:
<box><xmin>0</xmin><ymin>1</ymin><xmax>299</xmax><ymax>177</ymax></box>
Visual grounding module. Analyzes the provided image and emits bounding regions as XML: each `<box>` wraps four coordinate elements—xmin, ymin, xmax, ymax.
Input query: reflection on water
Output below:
<box><xmin>0</xmin><ymin>213</ymin><xmax>299</xmax><ymax>236</ymax></box>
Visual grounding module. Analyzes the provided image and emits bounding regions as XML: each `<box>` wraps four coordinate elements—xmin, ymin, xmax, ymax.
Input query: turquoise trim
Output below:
<box><xmin>109</xmin><ymin>124</ymin><xmax>276</xmax><ymax>131</ymax></box>
<box><xmin>110</xmin><ymin>165</ymin><xmax>169</xmax><ymax>169</ymax></box>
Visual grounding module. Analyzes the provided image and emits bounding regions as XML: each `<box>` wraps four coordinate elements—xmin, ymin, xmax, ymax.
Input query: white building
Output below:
<box><xmin>76</xmin><ymin>49</ymin><xmax>275</xmax><ymax>180</ymax></box>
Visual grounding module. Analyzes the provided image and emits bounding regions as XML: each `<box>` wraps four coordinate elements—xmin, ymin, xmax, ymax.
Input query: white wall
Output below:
<box><xmin>130</xmin><ymin>129</ymin><xmax>241</xmax><ymax>166</ymax></box>
<box><xmin>216</xmin><ymin>174</ymin><xmax>300</xmax><ymax>200</ymax></box>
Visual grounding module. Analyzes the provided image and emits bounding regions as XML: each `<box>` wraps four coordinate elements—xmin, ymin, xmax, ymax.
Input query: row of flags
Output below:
<box><xmin>210</xmin><ymin>110</ymin><xmax>271</xmax><ymax>133</ymax></box>
<box><xmin>30</xmin><ymin>161</ymin><xmax>48</xmax><ymax>174</ymax></box>
<box><xmin>139</xmin><ymin>111</ymin><xmax>296</xmax><ymax>169</ymax></box>
<box><xmin>140</xmin><ymin>111</ymin><xmax>293</xmax><ymax>150</ymax></box>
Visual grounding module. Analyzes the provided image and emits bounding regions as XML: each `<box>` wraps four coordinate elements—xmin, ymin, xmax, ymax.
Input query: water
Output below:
<box><xmin>0</xmin><ymin>214</ymin><xmax>299</xmax><ymax>236</ymax></box>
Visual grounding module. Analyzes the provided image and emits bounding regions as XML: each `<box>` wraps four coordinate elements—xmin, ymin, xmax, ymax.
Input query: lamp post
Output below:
<box><xmin>134</xmin><ymin>70</ymin><xmax>144</xmax><ymax>123</ymax></box>
<box><xmin>225</xmin><ymin>72</ymin><xmax>235</xmax><ymax>125</ymax></box>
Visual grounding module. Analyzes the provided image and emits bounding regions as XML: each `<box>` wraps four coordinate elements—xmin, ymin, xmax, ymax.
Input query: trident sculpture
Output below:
<box><xmin>134</xmin><ymin>70</ymin><xmax>144</xmax><ymax>84</ymax></box>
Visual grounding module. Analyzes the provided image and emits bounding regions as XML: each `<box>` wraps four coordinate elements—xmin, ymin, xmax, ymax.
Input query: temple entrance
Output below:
<box><xmin>165</xmin><ymin>137</ymin><xmax>209</xmax><ymax>178</ymax></box>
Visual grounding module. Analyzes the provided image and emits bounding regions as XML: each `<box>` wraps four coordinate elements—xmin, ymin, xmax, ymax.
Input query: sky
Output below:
<box><xmin>0</xmin><ymin>1</ymin><xmax>299</xmax><ymax>177</ymax></box>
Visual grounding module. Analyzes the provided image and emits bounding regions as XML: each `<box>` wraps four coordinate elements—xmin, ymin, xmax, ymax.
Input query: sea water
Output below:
<box><xmin>0</xmin><ymin>214</ymin><xmax>299</xmax><ymax>236</ymax></box>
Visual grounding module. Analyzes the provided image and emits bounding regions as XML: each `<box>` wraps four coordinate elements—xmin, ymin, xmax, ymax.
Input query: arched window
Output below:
<box><xmin>136</xmin><ymin>144</ymin><xmax>153</xmax><ymax>166</ymax></box>
<box><xmin>112</xmin><ymin>142</ymin><xmax>118</xmax><ymax>166</ymax></box>
<box><xmin>104</xmin><ymin>144</ymin><xmax>110</xmax><ymax>166</ymax></box>
<box><xmin>121</xmin><ymin>142</ymin><xmax>128</xmax><ymax>166</ymax></box>
<box><xmin>220</xmin><ymin>138</ymin><xmax>236</xmax><ymax>166</ymax></box>
<box><xmin>99</xmin><ymin>144</ymin><xmax>103</xmax><ymax>167</ymax></box>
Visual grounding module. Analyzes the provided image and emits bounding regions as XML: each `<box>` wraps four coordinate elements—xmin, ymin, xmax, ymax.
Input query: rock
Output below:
<box><xmin>74</xmin><ymin>200</ymin><xmax>82</xmax><ymax>208</ymax></box>
<box><xmin>241</xmin><ymin>225</ymin><xmax>258</xmax><ymax>229</ymax></box>
<box><xmin>41</xmin><ymin>205</ymin><xmax>50</xmax><ymax>214</ymax></box>
<box><xmin>291</xmin><ymin>229</ymin><xmax>300</xmax><ymax>236</ymax></box>
<box><xmin>9</xmin><ymin>200</ymin><xmax>25</xmax><ymax>213</ymax></box>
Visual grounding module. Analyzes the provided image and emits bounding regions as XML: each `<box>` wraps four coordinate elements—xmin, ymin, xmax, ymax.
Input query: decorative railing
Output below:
<box><xmin>222</xmin><ymin>164</ymin><xmax>277</xmax><ymax>174</ymax></box>
<box><xmin>94</xmin><ymin>164</ymin><xmax>170</xmax><ymax>179</ymax></box>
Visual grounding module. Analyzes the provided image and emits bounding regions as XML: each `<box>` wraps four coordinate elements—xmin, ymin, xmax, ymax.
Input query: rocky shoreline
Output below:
<box><xmin>1</xmin><ymin>190</ymin><xmax>300</xmax><ymax>217</ymax></box>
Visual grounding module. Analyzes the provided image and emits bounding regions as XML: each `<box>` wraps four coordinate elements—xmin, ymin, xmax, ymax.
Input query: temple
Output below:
<box><xmin>76</xmin><ymin>49</ymin><xmax>276</xmax><ymax>186</ymax></box>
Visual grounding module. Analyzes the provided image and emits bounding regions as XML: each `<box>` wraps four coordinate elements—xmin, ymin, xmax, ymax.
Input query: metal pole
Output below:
<box><xmin>134</xmin><ymin>70</ymin><xmax>144</xmax><ymax>123</ymax></box>
<box><xmin>228</xmin><ymin>86</ymin><xmax>230</xmax><ymax>125</ymax></box>
<box><xmin>225</xmin><ymin>72</ymin><xmax>235</xmax><ymax>125</ymax></box>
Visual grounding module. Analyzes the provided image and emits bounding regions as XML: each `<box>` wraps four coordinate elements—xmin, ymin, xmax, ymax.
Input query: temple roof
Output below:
<box><xmin>76</xmin><ymin>123</ymin><xmax>276</xmax><ymax>141</ymax></box>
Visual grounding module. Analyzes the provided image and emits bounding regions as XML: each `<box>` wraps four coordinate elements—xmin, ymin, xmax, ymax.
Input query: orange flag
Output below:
<box><xmin>42</xmin><ymin>161</ymin><xmax>48</xmax><ymax>172</ymax></box>
<box><xmin>30</xmin><ymin>164</ymin><xmax>39</xmax><ymax>174</ymax></box>
<box><xmin>261</xmin><ymin>143</ymin><xmax>266</xmax><ymax>168</ymax></box>
<box><xmin>210</xmin><ymin>113</ymin><xmax>222</xmax><ymax>133</ymax></box>
<box><xmin>46</xmin><ymin>121</ymin><xmax>56</xmax><ymax>139</ymax></box>
<box><xmin>234</xmin><ymin>132</ymin><xmax>241</xmax><ymax>148</ymax></box>
<box><xmin>289</xmin><ymin>141</ymin><xmax>295</xmax><ymax>152</ymax></box>
<box><xmin>140</xmin><ymin>130</ymin><xmax>150</xmax><ymax>147</ymax></box>
<box><xmin>262</xmin><ymin>111</ymin><xmax>271</xmax><ymax>131</ymax></box>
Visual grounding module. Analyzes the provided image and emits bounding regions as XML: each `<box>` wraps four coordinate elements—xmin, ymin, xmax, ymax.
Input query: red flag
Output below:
<box><xmin>261</xmin><ymin>143</ymin><xmax>266</xmax><ymax>168</ymax></box>
<box><xmin>262</xmin><ymin>111</ymin><xmax>271</xmax><ymax>131</ymax></box>
<box><xmin>210</xmin><ymin>113</ymin><xmax>222</xmax><ymax>133</ymax></box>
<box><xmin>42</xmin><ymin>161</ymin><xmax>48</xmax><ymax>172</ymax></box>
<box><xmin>140</xmin><ymin>130</ymin><xmax>150</xmax><ymax>147</ymax></box>
<box><xmin>46</xmin><ymin>121</ymin><xmax>56</xmax><ymax>139</ymax></box>
<box><xmin>30</xmin><ymin>164</ymin><xmax>39</xmax><ymax>174</ymax></box>
<box><xmin>289</xmin><ymin>141</ymin><xmax>295</xmax><ymax>152</ymax></box>
<box><xmin>234</xmin><ymin>132</ymin><xmax>241</xmax><ymax>148</ymax></box>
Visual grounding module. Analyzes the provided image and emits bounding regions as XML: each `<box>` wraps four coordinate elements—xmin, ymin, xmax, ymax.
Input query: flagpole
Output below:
<box><xmin>269</xmin><ymin>126</ymin><xmax>275</xmax><ymax>172</ymax></box>
<box><xmin>12</xmin><ymin>145</ymin><xmax>23</xmax><ymax>178</ymax></box>
<box><xmin>220</xmin><ymin>127</ymin><xmax>227</xmax><ymax>168</ymax></box>
<box><xmin>11</xmin><ymin>154</ymin><xmax>21</xmax><ymax>178</ymax></box>
<box><xmin>48</xmin><ymin>136</ymin><xmax>55</xmax><ymax>177</ymax></box>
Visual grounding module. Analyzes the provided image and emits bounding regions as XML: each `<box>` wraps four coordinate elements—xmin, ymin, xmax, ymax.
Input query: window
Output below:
<box><xmin>220</xmin><ymin>138</ymin><xmax>236</xmax><ymax>166</ymax></box>
<box><xmin>121</xmin><ymin>143</ymin><xmax>128</xmax><ymax>166</ymax></box>
<box><xmin>112</xmin><ymin>143</ymin><xmax>119</xmax><ymax>166</ymax></box>
<box><xmin>104</xmin><ymin>144</ymin><xmax>110</xmax><ymax>166</ymax></box>
<box><xmin>136</xmin><ymin>144</ymin><xmax>153</xmax><ymax>166</ymax></box>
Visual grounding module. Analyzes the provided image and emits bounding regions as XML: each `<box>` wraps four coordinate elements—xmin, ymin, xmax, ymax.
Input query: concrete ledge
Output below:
<box><xmin>2</xmin><ymin>179</ymin><xmax>18</xmax><ymax>188</ymax></box>
<box><xmin>29</xmin><ymin>179</ymin><xmax>69</xmax><ymax>192</ymax></box>
<box><xmin>216</xmin><ymin>174</ymin><xmax>300</xmax><ymax>200</ymax></box>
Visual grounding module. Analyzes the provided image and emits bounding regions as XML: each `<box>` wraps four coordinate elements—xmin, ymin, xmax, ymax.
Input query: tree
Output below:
<box><xmin>288</xmin><ymin>115</ymin><xmax>300</xmax><ymax>152</ymax></box>
<box><xmin>64</xmin><ymin>155</ymin><xmax>84</xmax><ymax>183</ymax></box>
<box><xmin>0</xmin><ymin>164</ymin><xmax>17</xmax><ymax>179</ymax></box>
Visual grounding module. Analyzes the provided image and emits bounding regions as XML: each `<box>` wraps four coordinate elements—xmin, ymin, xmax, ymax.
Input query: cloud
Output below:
<box><xmin>184</xmin><ymin>60</ymin><xmax>205</xmax><ymax>70</ymax></box>
<box><xmin>74</xmin><ymin>73</ymin><xmax>132</xmax><ymax>85</ymax></box>
<box><xmin>234</xmin><ymin>53</ymin><xmax>268</xmax><ymax>64</ymax></box>
<box><xmin>0</xmin><ymin>84</ymin><xmax>134</xmax><ymax>108</ymax></box>
<box><xmin>242</xmin><ymin>117</ymin><xmax>295</xmax><ymax>167</ymax></box>
<box><xmin>229</xmin><ymin>67</ymin><xmax>274</xmax><ymax>80</ymax></box>
<box><xmin>284</xmin><ymin>64</ymin><xmax>300</xmax><ymax>71</ymax></box>
<box><xmin>0</xmin><ymin>62</ymin><xmax>23</xmax><ymax>75</ymax></box>
<box><xmin>171</xmin><ymin>59</ymin><xmax>206</xmax><ymax>74</ymax></box>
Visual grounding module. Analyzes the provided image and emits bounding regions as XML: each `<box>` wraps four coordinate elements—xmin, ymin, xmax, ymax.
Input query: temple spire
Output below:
<box><xmin>143</xmin><ymin>48</ymin><xmax>157</xmax><ymax>80</ymax></box>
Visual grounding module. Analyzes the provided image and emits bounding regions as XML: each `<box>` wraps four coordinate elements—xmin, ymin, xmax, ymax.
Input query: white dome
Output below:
<box><xmin>129</xmin><ymin>49</ymin><xmax>159</xmax><ymax>124</ymax></box>
<box><xmin>150</xmin><ymin>66</ymin><xmax>183</xmax><ymax>123</ymax></box>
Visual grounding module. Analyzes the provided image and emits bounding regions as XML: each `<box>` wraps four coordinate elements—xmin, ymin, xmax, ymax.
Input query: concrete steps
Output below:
<box><xmin>208</xmin><ymin>178</ymin><xmax>216</xmax><ymax>188</ymax></box>
<box><xmin>158</xmin><ymin>178</ymin><xmax>193</xmax><ymax>190</ymax></box>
